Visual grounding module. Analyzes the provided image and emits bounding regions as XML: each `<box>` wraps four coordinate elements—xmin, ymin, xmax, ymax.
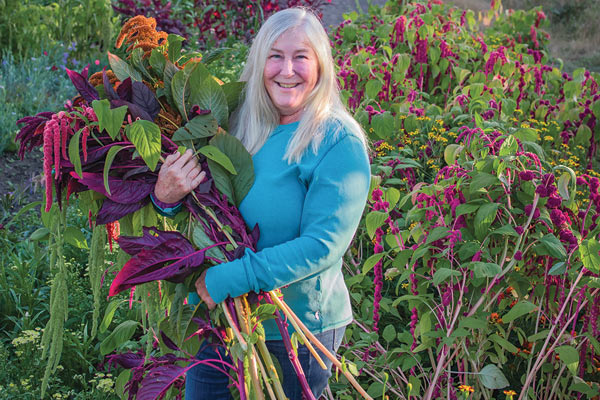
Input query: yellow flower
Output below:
<box><xmin>458</xmin><ymin>384</ymin><xmax>474</xmax><ymax>393</ymax></box>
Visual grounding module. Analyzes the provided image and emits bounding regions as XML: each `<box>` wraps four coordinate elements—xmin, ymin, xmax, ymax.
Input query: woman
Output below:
<box><xmin>153</xmin><ymin>7</ymin><xmax>370</xmax><ymax>399</ymax></box>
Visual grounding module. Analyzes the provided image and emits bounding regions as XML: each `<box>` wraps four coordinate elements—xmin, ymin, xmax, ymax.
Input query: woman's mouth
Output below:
<box><xmin>276</xmin><ymin>82</ymin><xmax>300</xmax><ymax>88</ymax></box>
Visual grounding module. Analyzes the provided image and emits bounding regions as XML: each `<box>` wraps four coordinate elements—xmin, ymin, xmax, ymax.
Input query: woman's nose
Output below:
<box><xmin>280</xmin><ymin>58</ymin><xmax>294</xmax><ymax>76</ymax></box>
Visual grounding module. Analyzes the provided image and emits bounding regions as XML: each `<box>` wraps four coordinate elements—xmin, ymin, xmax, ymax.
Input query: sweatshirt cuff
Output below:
<box><xmin>150</xmin><ymin>193</ymin><xmax>183</xmax><ymax>217</ymax></box>
<box><xmin>205</xmin><ymin>257</ymin><xmax>249</xmax><ymax>304</ymax></box>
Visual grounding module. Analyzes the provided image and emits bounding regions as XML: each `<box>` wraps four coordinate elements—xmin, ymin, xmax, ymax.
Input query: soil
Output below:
<box><xmin>0</xmin><ymin>149</ymin><xmax>43</xmax><ymax>200</ymax></box>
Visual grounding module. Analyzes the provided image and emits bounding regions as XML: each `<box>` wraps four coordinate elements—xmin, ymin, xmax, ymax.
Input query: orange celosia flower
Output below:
<box><xmin>89</xmin><ymin>69</ymin><xmax>119</xmax><ymax>87</ymax></box>
<box><xmin>115</xmin><ymin>15</ymin><xmax>168</xmax><ymax>59</ymax></box>
<box><xmin>458</xmin><ymin>385</ymin><xmax>474</xmax><ymax>393</ymax></box>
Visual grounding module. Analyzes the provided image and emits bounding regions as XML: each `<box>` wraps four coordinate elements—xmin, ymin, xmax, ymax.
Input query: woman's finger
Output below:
<box><xmin>162</xmin><ymin>151</ymin><xmax>181</xmax><ymax>168</ymax></box>
<box><xmin>190</xmin><ymin>170</ymin><xmax>206</xmax><ymax>189</ymax></box>
<box><xmin>172</xmin><ymin>148</ymin><xmax>194</xmax><ymax>169</ymax></box>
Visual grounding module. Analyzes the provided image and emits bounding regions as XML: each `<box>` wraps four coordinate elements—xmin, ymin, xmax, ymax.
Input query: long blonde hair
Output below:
<box><xmin>231</xmin><ymin>7</ymin><xmax>367</xmax><ymax>163</ymax></box>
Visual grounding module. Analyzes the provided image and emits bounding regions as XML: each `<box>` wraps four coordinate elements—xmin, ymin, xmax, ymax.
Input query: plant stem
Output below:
<box><xmin>269</xmin><ymin>291</ymin><xmax>373</xmax><ymax>400</ymax></box>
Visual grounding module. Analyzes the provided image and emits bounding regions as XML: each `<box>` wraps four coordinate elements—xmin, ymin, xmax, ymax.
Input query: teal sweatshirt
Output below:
<box><xmin>190</xmin><ymin>121</ymin><xmax>370</xmax><ymax>340</ymax></box>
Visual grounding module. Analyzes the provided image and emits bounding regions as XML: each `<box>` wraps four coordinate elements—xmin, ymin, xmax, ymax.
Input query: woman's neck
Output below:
<box><xmin>279</xmin><ymin>109</ymin><xmax>303</xmax><ymax>125</ymax></box>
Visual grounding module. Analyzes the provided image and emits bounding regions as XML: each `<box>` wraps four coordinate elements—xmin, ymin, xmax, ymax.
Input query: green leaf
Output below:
<box><xmin>548</xmin><ymin>261</ymin><xmax>566</xmax><ymax>276</ymax></box>
<box><xmin>100</xmin><ymin>320</ymin><xmax>138</xmax><ymax>355</ymax></box>
<box><xmin>458</xmin><ymin>316</ymin><xmax>487</xmax><ymax>330</ymax></box>
<box><xmin>491</xmin><ymin>224</ymin><xmax>519</xmax><ymax>237</ymax></box>
<box><xmin>162</xmin><ymin>60</ymin><xmax>180</xmax><ymax>108</ymax></box>
<box><xmin>365</xmin><ymin>79</ymin><xmax>383</xmax><ymax>99</ymax></box>
<box><xmin>478</xmin><ymin>364</ymin><xmax>509</xmax><ymax>389</ymax></box>
<box><xmin>221</xmin><ymin>81</ymin><xmax>245</xmax><ymax>112</ymax></box>
<box><xmin>92</xmin><ymin>99</ymin><xmax>128</xmax><ymax>140</ymax></box>
<box><xmin>540</xmin><ymin>234</ymin><xmax>567</xmax><ymax>260</ymax></box>
<box><xmin>474</xmin><ymin>202</ymin><xmax>499</xmax><ymax>240</ymax></box>
<box><xmin>192</xmin><ymin>224</ymin><xmax>225</xmax><ymax>261</ymax></box>
<box><xmin>172</xmin><ymin>113</ymin><xmax>219</xmax><ymax>142</ymax></box>
<box><xmin>167</xmin><ymin>34</ymin><xmax>185</xmax><ymax>62</ymax></box>
<box><xmin>499</xmin><ymin>135</ymin><xmax>518</xmax><ymax>157</ymax></box>
<box><xmin>126</xmin><ymin>120</ymin><xmax>162</xmax><ymax>171</ymax></box>
<box><xmin>472</xmin><ymin>262</ymin><xmax>501</xmax><ymax>278</ymax></box>
<box><xmin>149</xmin><ymin>48</ymin><xmax>166</xmax><ymax>77</ymax></box>
<box><xmin>444</xmin><ymin>144</ymin><xmax>462</xmax><ymax>165</ymax></box>
<box><xmin>362</xmin><ymin>253</ymin><xmax>385</xmax><ymax>274</ymax></box>
<box><xmin>209</xmin><ymin>133</ymin><xmax>255</xmax><ymax>206</ymax></box>
<box><xmin>556</xmin><ymin>345</ymin><xmax>579</xmax><ymax>375</ymax></box>
<box><xmin>426</xmin><ymin>226</ymin><xmax>451</xmax><ymax>245</ymax></box>
<box><xmin>574</xmin><ymin>124</ymin><xmax>592</xmax><ymax>146</ymax></box>
<box><xmin>115</xmin><ymin>369</ymin><xmax>131</xmax><ymax>399</ymax></box>
<box><xmin>371</xmin><ymin>111</ymin><xmax>395</xmax><ymax>139</ymax></box>
<box><xmin>502</xmin><ymin>300</ymin><xmax>536</xmax><ymax>323</ymax></box>
<box><xmin>366</xmin><ymin>211</ymin><xmax>388</xmax><ymax>239</ymax></box>
<box><xmin>382</xmin><ymin>325</ymin><xmax>397</xmax><ymax>344</ymax></box>
<box><xmin>490</xmin><ymin>334</ymin><xmax>518</xmax><ymax>353</ymax></box>
<box><xmin>207</xmin><ymin>159</ymin><xmax>234</xmax><ymax>203</ymax></box>
<box><xmin>432</xmin><ymin>268</ymin><xmax>461</xmax><ymax>286</ymax></box>
<box><xmin>68</xmin><ymin>128</ymin><xmax>83</xmax><ymax>178</ymax></box>
<box><xmin>557</xmin><ymin>172</ymin><xmax>572</xmax><ymax>202</ymax></box>
<box><xmin>198</xmin><ymin>145</ymin><xmax>236</xmax><ymax>174</ymax></box>
<box><xmin>513</xmin><ymin>128</ymin><xmax>538</xmax><ymax>142</ymax></box>
<box><xmin>171</xmin><ymin>63</ymin><xmax>197</xmax><ymax>122</ymax></box>
<box><xmin>579</xmin><ymin>238</ymin><xmax>600</xmax><ymax>274</ymax></box>
<box><xmin>107</xmin><ymin>51</ymin><xmax>141</xmax><ymax>81</ymax></box>
<box><xmin>470</xmin><ymin>172</ymin><xmax>498</xmax><ymax>192</ymax></box>
<box><xmin>64</xmin><ymin>227</ymin><xmax>88</xmax><ymax>249</ymax></box>
<box><xmin>103</xmin><ymin>145</ymin><xmax>125</xmax><ymax>196</ymax></box>
<box><xmin>99</xmin><ymin>300</ymin><xmax>122</xmax><ymax>334</ymax></box>
<box><xmin>455</xmin><ymin>203</ymin><xmax>480</xmax><ymax>217</ymax></box>
<box><xmin>191</xmin><ymin>76</ymin><xmax>229</xmax><ymax>128</ymax></box>
<box><xmin>30</xmin><ymin>227</ymin><xmax>50</xmax><ymax>241</ymax></box>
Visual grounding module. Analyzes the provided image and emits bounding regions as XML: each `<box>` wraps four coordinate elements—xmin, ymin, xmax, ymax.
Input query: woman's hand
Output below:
<box><xmin>154</xmin><ymin>149</ymin><xmax>205</xmax><ymax>204</ymax></box>
<box><xmin>195</xmin><ymin>270</ymin><xmax>217</xmax><ymax>310</ymax></box>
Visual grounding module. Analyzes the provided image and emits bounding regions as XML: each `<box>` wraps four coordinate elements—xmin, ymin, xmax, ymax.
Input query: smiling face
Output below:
<box><xmin>263</xmin><ymin>28</ymin><xmax>320</xmax><ymax>124</ymax></box>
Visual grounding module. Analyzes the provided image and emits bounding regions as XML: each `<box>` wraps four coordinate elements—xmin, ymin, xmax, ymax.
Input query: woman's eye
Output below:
<box><xmin>269</xmin><ymin>54</ymin><xmax>281</xmax><ymax>59</ymax></box>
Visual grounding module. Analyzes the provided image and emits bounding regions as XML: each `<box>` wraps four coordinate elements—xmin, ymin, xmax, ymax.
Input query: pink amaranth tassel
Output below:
<box><xmin>53</xmin><ymin>116</ymin><xmax>61</xmax><ymax>181</ymax></box>
<box><xmin>42</xmin><ymin>120</ymin><xmax>55</xmax><ymax>212</ymax></box>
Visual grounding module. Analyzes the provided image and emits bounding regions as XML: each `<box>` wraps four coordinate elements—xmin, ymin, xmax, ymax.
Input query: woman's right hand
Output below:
<box><xmin>154</xmin><ymin>149</ymin><xmax>206</xmax><ymax>204</ymax></box>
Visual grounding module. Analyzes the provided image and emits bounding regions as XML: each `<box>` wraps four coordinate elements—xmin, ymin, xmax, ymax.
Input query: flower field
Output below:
<box><xmin>0</xmin><ymin>0</ymin><xmax>599</xmax><ymax>399</ymax></box>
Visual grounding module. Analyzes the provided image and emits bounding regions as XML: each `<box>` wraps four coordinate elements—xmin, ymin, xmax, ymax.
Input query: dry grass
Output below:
<box><xmin>449</xmin><ymin>0</ymin><xmax>600</xmax><ymax>72</ymax></box>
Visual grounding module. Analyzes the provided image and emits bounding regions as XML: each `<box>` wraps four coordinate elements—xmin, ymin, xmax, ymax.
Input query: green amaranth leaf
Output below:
<box><xmin>502</xmin><ymin>300</ymin><xmax>536</xmax><ymax>323</ymax></box>
<box><xmin>474</xmin><ymin>202</ymin><xmax>499</xmax><ymax>240</ymax></box>
<box><xmin>556</xmin><ymin>345</ymin><xmax>580</xmax><ymax>375</ymax></box>
<box><xmin>362</xmin><ymin>253</ymin><xmax>385</xmax><ymax>274</ymax></box>
<box><xmin>579</xmin><ymin>238</ymin><xmax>600</xmax><ymax>274</ymax></box>
<box><xmin>103</xmin><ymin>145</ymin><xmax>124</xmax><ymax>196</ymax></box>
<box><xmin>92</xmin><ymin>99</ymin><xmax>128</xmax><ymax>140</ymax></box>
<box><xmin>171</xmin><ymin>62</ymin><xmax>199</xmax><ymax>122</ymax></box>
<box><xmin>191</xmin><ymin>76</ymin><xmax>229</xmax><ymax>128</ymax></box>
<box><xmin>100</xmin><ymin>320</ymin><xmax>138</xmax><ymax>355</ymax></box>
<box><xmin>540</xmin><ymin>233</ymin><xmax>567</xmax><ymax>260</ymax></box>
<box><xmin>172</xmin><ymin>114</ymin><xmax>219</xmax><ymax>142</ymax></box>
<box><xmin>68</xmin><ymin>128</ymin><xmax>83</xmax><ymax>179</ymax></box>
<box><xmin>432</xmin><ymin>268</ymin><xmax>461</xmax><ymax>285</ymax></box>
<box><xmin>478</xmin><ymin>364</ymin><xmax>509</xmax><ymax>389</ymax></box>
<box><xmin>366</xmin><ymin>211</ymin><xmax>388</xmax><ymax>239</ymax></box>
<box><xmin>198</xmin><ymin>145</ymin><xmax>236</xmax><ymax>175</ymax></box>
<box><xmin>107</xmin><ymin>51</ymin><xmax>141</xmax><ymax>81</ymax></box>
<box><xmin>209</xmin><ymin>133</ymin><xmax>254</xmax><ymax>206</ymax></box>
<box><xmin>127</xmin><ymin>120</ymin><xmax>162</xmax><ymax>171</ymax></box>
<box><xmin>64</xmin><ymin>227</ymin><xmax>88</xmax><ymax>249</ymax></box>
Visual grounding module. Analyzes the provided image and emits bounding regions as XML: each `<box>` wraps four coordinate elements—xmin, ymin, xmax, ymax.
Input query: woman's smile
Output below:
<box><xmin>263</xmin><ymin>28</ymin><xmax>320</xmax><ymax>124</ymax></box>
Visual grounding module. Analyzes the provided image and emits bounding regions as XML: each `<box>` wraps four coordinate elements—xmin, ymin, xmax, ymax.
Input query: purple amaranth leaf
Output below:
<box><xmin>160</xmin><ymin>330</ymin><xmax>180</xmax><ymax>352</ymax></box>
<box><xmin>106</xmin><ymin>351</ymin><xmax>145</xmax><ymax>369</ymax></box>
<box><xmin>81</xmin><ymin>64</ymin><xmax>90</xmax><ymax>80</ymax></box>
<box><xmin>16</xmin><ymin>111</ymin><xmax>53</xmax><ymax>160</ymax></box>
<box><xmin>66</xmin><ymin>68</ymin><xmax>99</xmax><ymax>103</ymax></box>
<box><xmin>103</xmin><ymin>67</ymin><xmax>120</xmax><ymax>101</ymax></box>
<box><xmin>117</xmin><ymin>77</ymin><xmax>133</xmax><ymax>102</ymax></box>
<box><xmin>122</xmin><ymin>165</ymin><xmax>151</xmax><ymax>180</ymax></box>
<box><xmin>132</xmin><ymin>81</ymin><xmax>161</xmax><ymax>120</ymax></box>
<box><xmin>111</xmin><ymin>99</ymin><xmax>153</xmax><ymax>121</ymax></box>
<box><xmin>118</xmin><ymin>227</ymin><xmax>188</xmax><ymax>256</ymax></box>
<box><xmin>109</xmin><ymin>236</ymin><xmax>206</xmax><ymax>295</ymax></box>
<box><xmin>71</xmin><ymin>172</ymin><xmax>154</xmax><ymax>203</ymax></box>
<box><xmin>96</xmin><ymin>198</ymin><xmax>149</xmax><ymax>225</ymax></box>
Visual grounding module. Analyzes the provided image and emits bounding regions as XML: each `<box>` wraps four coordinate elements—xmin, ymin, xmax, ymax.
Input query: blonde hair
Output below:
<box><xmin>231</xmin><ymin>7</ymin><xmax>367</xmax><ymax>163</ymax></box>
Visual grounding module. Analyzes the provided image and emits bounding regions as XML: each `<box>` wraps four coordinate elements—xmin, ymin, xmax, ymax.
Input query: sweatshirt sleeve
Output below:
<box><xmin>204</xmin><ymin>134</ymin><xmax>371</xmax><ymax>303</ymax></box>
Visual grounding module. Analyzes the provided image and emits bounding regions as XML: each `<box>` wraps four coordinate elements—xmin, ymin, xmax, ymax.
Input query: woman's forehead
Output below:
<box><xmin>271</xmin><ymin>29</ymin><xmax>312</xmax><ymax>51</ymax></box>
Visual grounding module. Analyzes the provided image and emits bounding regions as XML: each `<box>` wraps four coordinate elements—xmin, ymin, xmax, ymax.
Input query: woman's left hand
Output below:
<box><xmin>195</xmin><ymin>270</ymin><xmax>217</xmax><ymax>310</ymax></box>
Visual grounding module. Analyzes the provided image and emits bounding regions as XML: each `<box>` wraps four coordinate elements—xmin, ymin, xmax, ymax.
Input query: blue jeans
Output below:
<box><xmin>185</xmin><ymin>326</ymin><xmax>345</xmax><ymax>400</ymax></box>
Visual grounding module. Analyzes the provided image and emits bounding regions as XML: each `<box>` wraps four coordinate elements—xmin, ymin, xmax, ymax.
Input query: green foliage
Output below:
<box><xmin>0</xmin><ymin>0</ymin><xmax>116</xmax><ymax>61</ymax></box>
